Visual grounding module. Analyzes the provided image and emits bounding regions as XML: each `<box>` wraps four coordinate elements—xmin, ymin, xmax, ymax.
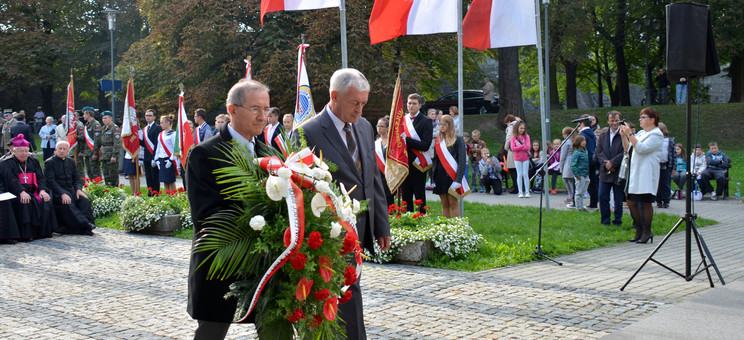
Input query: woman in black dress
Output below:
<box><xmin>431</xmin><ymin>115</ymin><xmax>467</xmax><ymax>218</ymax></box>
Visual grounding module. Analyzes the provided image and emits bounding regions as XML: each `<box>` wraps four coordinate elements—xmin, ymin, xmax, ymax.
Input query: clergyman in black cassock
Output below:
<box><xmin>44</xmin><ymin>141</ymin><xmax>95</xmax><ymax>235</ymax></box>
<box><xmin>0</xmin><ymin>170</ymin><xmax>21</xmax><ymax>244</ymax></box>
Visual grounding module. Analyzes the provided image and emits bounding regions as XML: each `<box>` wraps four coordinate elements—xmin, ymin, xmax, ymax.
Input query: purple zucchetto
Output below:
<box><xmin>11</xmin><ymin>134</ymin><xmax>30</xmax><ymax>148</ymax></box>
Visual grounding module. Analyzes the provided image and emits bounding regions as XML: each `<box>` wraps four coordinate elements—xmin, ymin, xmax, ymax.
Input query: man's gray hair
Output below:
<box><xmin>226</xmin><ymin>79</ymin><xmax>270</xmax><ymax>107</ymax></box>
<box><xmin>329</xmin><ymin>68</ymin><xmax>370</xmax><ymax>95</ymax></box>
<box><xmin>56</xmin><ymin>140</ymin><xmax>70</xmax><ymax>148</ymax></box>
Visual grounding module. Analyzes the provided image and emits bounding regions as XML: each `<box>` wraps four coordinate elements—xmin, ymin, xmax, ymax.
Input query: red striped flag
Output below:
<box><xmin>121</xmin><ymin>78</ymin><xmax>141</xmax><ymax>159</ymax></box>
<box><xmin>174</xmin><ymin>91</ymin><xmax>195</xmax><ymax>168</ymax></box>
<box><xmin>261</xmin><ymin>0</ymin><xmax>339</xmax><ymax>26</ymax></box>
<box><xmin>66</xmin><ymin>76</ymin><xmax>78</xmax><ymax>149</ymax></box>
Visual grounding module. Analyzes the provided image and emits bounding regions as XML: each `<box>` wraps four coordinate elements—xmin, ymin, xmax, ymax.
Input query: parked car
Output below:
<box><xmin>423</xmin><ymin>90</ymin><xmax>499</xmax><ymax>115</ymax></box>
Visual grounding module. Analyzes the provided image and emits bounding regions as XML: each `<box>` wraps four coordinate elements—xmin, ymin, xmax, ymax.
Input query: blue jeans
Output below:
<box><xmin>574</xmin><ymin>177</ymin><xmax>590</xmax><ymax>209</ymax></box>
<box><xmin>515</xmin><ymin>160</ymin><xmax>530</xmax><ymax>195</ymax></box>
<box><xmin>676</xmin><ymin>83</ymin><xmax>687</xmax><ymax>104</ymax></box>
<box><xmin>599</xmin><ymin>182</ymin><xmax>624</xmax><ymax>224</ymax></box>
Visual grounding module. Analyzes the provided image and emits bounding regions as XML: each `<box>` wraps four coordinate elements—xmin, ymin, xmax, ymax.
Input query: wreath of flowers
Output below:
<box><xmin>193</xmin><ymin>140</ymin><xmax>364</xmax><ymax>339</ymax></box>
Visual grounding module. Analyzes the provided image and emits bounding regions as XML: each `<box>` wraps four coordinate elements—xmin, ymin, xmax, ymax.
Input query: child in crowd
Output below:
<box><xmin>470</xmin><ymin>129</ymin><xmax>487</xmax><ymax>193</ymax></box>
<box><xmin>462</xmin><ymin>131</ymin><xmax>471</xmax><ymax>190</ymax></box>
<box><xmin>479</xmin><ymin>148</ymin><xmax>503</xmax><ymax>195</ymax></box>
<box><xmin>510</xmin><ymin>121</ymin><xmax>531</xmax><ymax>198</ymax></box>
<box><xmin>570</xmin><ymin>135</ymin><xmax>589</xmax><ymax>210</ymax></box>
<box><xmin>700</xmin><ymin>141</ymin><xmax>729</xmax><ymax>200</ymax></box>
<box><xmin>528</xmin><ymin>140</ymin><xmax>545</xmax><ymax>193</ymax></box>
<box><xmin>690</xmin><ymin>143</ymin><xmax>707</xmax><ymax>194</ymax></box>
<box><xmin>547</xmin><ymin>139</ymin><xmax>561</xmax><ymax>195</ymax></box>
<box><xmin>559</xmin><ymin>127</ymin><xmax>575</xmax><ymax>204</ymax></box>
<box><xmin>671</xmin><ymin>143</ymin><xmax>687</xmax><ymax>200</ymax></box>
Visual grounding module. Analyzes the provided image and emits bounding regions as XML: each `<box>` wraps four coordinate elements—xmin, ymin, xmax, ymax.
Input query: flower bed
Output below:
<box><xmin>82</xmin><ymin>177</ymin><xmax>126</xmax><ymax>218</ymax></box>
<box><xmin>366</xmin><ymin>200</ymin><xmax>483</xmax><ymax>264</ymax></box>
<box><xmin>119</xmin><ymin>188</ymin><xmax>192</xmax><ymax>232</ymax></box>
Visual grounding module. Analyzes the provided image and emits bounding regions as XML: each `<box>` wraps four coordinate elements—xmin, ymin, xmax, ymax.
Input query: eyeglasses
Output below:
<box><xmin>377</xmin><ymin>125</ymin><xmax>388</xmax><ymax>128</ymax></box>
<box><xmin>234</xmin><ymin>104</ymin><xmax>271</xmax><ymax>115</ymax></box>
<box><xmin>639</xmin><ymin>116</ymin><xmax>650</xmax><ymax>120</ymax></box>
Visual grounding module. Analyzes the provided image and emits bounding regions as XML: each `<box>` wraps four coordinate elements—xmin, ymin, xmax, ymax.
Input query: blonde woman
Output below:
<box><xmin>431</xmin><ymin>115</ymin><xmax>467</xmax><ymax>218</ymax></box>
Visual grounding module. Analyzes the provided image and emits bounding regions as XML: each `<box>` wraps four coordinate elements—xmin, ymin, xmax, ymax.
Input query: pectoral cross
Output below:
<box><xmin>22</xmin><ymin>174</ymin><xmax>29</xmax><ymax>183</ymax></box>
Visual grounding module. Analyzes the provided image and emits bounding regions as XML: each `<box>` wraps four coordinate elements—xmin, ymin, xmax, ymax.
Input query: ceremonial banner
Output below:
<box><xmin>122</xmin><ymin>78</ymin><xmax>141</xmax><ymax>159</ymax></box>
<box><xmin>261</xmin><ymin>0</ymin><xmax>340</xmax><ymax>25</ymax></box>
<box><xmin>65</xmin><ymin>76</ymin><xmax>77</xmax><ymax>149</ymax></box>
<box><xmin>369</xmin><ymin>0</ymin><xmax>457</xmax><ymax>44</ymax></box>
<box><xmin>174</xmin><ymin>91</ymin><xmax>195</xmax><ymax>168</ymax></box>
<box><xmin>293</xmin><ymin>44</ymin><xmax>317</xmax><ymax>129</ymax></box>
<box><xmin>462</xmin><ymin>0</ymin><xmax>537</xmax><ymax>50</ymax></box>
<box><xmin>384</xmin><ymin>74</ymin><xmax>408</xmax><ymax>193</ymax></box>
<box><xmin>244</xmin><ymin>58</ymin><xmax>252</xmax><ymax>80</ymax></box>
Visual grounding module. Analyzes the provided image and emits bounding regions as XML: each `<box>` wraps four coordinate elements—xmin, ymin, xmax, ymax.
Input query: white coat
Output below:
<box><xmin>504</xmin><ymin>121</ymin><xmax>516</xmax><ymax>168</ymax></box>
<box><xmin>628</xmin><ymin>127</ymin><xmax>664</xmax><ymax>195</ymax></box>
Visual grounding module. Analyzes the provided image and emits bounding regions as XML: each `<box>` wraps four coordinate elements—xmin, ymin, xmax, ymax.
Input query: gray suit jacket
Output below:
<box><xmin>295</xmin><ymin>109</ymin><xmax>390</xmax><ymax>252</ymax></box>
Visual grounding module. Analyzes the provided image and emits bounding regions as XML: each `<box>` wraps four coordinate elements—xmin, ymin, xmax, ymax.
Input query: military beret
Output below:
<box><xmin>101</xmin><ymin>110</ymin><xmax>113</xmax><ymax>117</ymax></box>
<box><xmin>82</xmin><ymin>106</ymin><xmax>96</xmax><ymax>112</ymax></box>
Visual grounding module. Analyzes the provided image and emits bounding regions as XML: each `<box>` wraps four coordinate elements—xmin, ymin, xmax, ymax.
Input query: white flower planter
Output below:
<box><xmin>143</xmin><ymin>214</ymin><xmax>181</xmax><ymax>236</ymax></box>
<box><xmin>394</xmin><ymin>240</ymin><xmax>433</xmax><ymax>264</ymax></box>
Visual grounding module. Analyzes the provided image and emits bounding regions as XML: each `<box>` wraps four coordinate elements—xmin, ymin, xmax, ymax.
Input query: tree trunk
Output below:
<box><xmin>596</xmin><ymin>50</ymin><xmax>603</xmax><ymax>108</ymax></box>
<box><xmin>549</xmin><ymin>62</ymin><xmax>561</xmax><ymax>110</ymax></box>
<box><xmin>729</xmin><ymin>55</ymin><xmax>743</xmax><ymax>103</ymax></box>
<box><xmin>614</xmin><ymin>42</ymin><xmax>631</xmax><ymax>106</ymax></box>
<box><xmin>41</xmin><ymin>85</ymin><xmax>54</xmax><ymax>117</ymax></box>
<box><xmin>564</xmin><ymin>61</ymin><xmax>578</xmax><ymax>109</ymax></box>
<box><xmin>498</xmin><ymin>47</ymin><xmax>524</xmax><ymax>124</ymax></box>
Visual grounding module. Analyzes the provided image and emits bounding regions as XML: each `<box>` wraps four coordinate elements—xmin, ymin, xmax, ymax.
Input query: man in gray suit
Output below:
<box><xmin>296</xmin><ymin>68</ymin><xmax>391</xmax><ymax>339</ymax></box>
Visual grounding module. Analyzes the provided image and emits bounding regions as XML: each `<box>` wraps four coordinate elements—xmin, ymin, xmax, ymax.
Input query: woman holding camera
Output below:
<box><xmin>620</xmin><ymin>107</ymin><xmax>664</xmax><ymax>244</ymax></box>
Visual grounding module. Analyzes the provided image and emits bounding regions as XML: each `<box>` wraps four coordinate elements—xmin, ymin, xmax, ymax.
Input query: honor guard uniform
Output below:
<box><xmin>94</xmin><ymin>111</ymin><xmax>122</xmax><ymax>187</ymax></box>
<box><xmin>78</xmin><ymin>106</ymin><xmax>102</xmax><ymax>180</ymax></box>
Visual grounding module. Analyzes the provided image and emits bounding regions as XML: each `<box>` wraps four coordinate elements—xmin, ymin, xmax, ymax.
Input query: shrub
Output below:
<box><xmin>119</xmin><ymin>189</ymin><xmax>191</xmax><ymax>232</ymax></box>
<box><xmin>83</xmin><ymin>177</ymin><xmax>126</xmax><ymax>218</ymax></box>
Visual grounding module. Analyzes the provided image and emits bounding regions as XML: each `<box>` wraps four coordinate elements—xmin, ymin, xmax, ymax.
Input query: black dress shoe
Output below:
<box><xmin>1</xmin><ymin>239</ymin><xmax>18</xmax><ymax>244</ymax></box>
<box><xmin>88</xmin><ymin>223</ymin><xmax>97</xmax><ymax>230</ymax></box>
<box><xmin>81</xmin><ymin>229</ymin><xmax>95</xmax><ymax>236</ymax></box>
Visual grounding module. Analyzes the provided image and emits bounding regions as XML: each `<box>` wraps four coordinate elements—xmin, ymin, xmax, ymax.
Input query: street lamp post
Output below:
<box><xmin>103</xmin><ymin>8</ymin><xmax>122</xmax><ymax>122</ymax></box>
<box><xmin>638</xmin><ymin>15</ymin><xmax>653</xmax><ymax>106</ymax></box>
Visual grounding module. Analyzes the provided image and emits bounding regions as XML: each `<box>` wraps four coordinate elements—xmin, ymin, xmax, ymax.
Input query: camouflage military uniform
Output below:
<box><xmin>71</xmin><ymin>121</ymin><xmax>86</xmax><ymax>179</ymax></box>
<box><xmin>94</xmin><ymin>122</ymin><xmax>121</xmax><ymax>187</ymax></box>
<box><xmin>78</xmin><ymin>118</ymin><xmax>102</xmax><ymax>179</ymax></box>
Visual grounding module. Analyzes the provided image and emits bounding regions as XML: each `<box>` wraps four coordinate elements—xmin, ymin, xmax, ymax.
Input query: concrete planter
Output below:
<box><xmin>143</xmin><ymin>214</ymin><xmax>181</xmax><ymax>236</ymax></box>
<box><xmin>394</xmin><ymin>240</ymin><xmax>433</xmax><ymax>265</ymax></box>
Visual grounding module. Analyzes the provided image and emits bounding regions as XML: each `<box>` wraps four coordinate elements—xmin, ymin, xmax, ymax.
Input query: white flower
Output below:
<box><xmin>330</xmin><ymin>222</ymin><xmax>342</xmax><ymax>238</ymax></box>
<box><xmin>249</xmin><ymin>216</ymin><xmax>265</xmax><ymax>231</ymax></box>
<box><xmin>352</xmin><ymin>199</ymin><xmax>361</xmax><ymax>214</ymax></box>
<box><xmin>265</xmin><ymin>176</ymin><xmax>287</xmax><ymax>201</ymax></box>
<box><xmin>277</xmin><ymin>167</ymin><xmax>293</xmax><ymax>179</ymax></box>
<box><xmin>314</xmin><ymin>181</ymin><xmax>331</xmax><ymax>194</ymax></box>
<box><xmin>312</xmin><ymin>167</ymin><xmax>326</xmax><ymax>181</ymax></box>
<box><xmin>310</xmin><ymin>193</ymin><xmax>327</xmax><ymax>217</ymax></box>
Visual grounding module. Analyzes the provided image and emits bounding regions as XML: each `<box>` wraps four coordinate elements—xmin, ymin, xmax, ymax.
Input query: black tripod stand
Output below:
<box><xmin>621</xmin><ymin>77</ymin><xmax>724</xmax><ymax>291</ymax></box>
<box><xmin>528</xmin><ymin>121</ymin><xmax>583</xmax><ymax>266</ymax></box>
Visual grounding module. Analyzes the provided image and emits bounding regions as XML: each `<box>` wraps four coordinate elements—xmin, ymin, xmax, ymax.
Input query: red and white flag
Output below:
<box><xmin>369</xmin><ymin>0</ymin><xmax>457</xmax><ymax>44</ymax></box>
<box><xmin>174</xmin><ymin>91</ymin><xmax>194</xmax><ymax>168</ymax></box>
<box><xmin>462</xmin><ymin>0</ymin><xmax>537</xmax><ymax>50</ymax></box>
<box><xmin>244</xmin><ymin>58</ymin><xmax>252</xmax><ymax>80</ymax></box>
<box><xmin>261</xmin><ymin>0</ymin><xmax>340</xmax><ymax>25</ymax></box>
<box><xmin>65</xmin><ymin>76</ymin><xmax>77</xmax><ymax>149</ymax></box>
<box><xmin>384</xmin><ymin>74</ymin><xmax>409</xmax><ymax>193</ymax></box>
<box><xmin>121</xmin><ymin>78</ymin><xmax>141</xmax><ymax>159</ymax></box>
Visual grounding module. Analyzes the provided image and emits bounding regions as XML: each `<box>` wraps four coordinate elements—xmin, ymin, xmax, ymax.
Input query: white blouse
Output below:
<box><xmin>154</xmin><ymin>130</ymin><xmax>176</xmax><ymax>160</ymax></box>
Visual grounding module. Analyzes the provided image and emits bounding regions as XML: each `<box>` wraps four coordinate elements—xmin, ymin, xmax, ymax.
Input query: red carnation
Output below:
<box><xmin>342</xmin><ymin>232</ymin><xmax>358</xmax><ymax>254</ymax></box>
<box><xmin>104</xmin><ymin>189</ymin><xmax>109</xmax><ymax>192</ymax></box>
<box><xmin>135</xmin><ymin>191</ymin><xmax>141</xmax><ymax>196</ymax></box>
<box><xmin>339</xmin><ymin>290</ymin><xmax>353</xmax><ymax>304</ymax></box>
<box><xmin>401</xmin><ymin>200</ymin><xmax>407</xmax><ymax>208</ymax></box>
<box><xmin>308</xmin><ymin>231</ymin><xmax>323</xmax><ymax>249</ymax></box>
<box><xmin>314</xmin><ymin>288</ymin><xmax>330</xmax><ymax>301</ymax></box>
<box><xmin>318</xmin><ymin>255</ymin><xmax>333</xmax><ymax>283</ymax></box>
<box><xmin>295</xmin><ymin>277</ymin><xmax>313</xmax><ymax>302</ymax></box>
<box><xmin>310</xmin><ymin>315</ymin><xmax>323</xmax><ymax>328</ymax></box>
<box><xmin>83</xmin><ymin>184</ymin><xmax>88</xmax><ymax>188</ymax></box>
<box><xmin>323</xmin><ymin>295</ymin><xmax>338</xmax><ymax>321</ymax></box>
<box><xmin>178</xmin><ymin>187</ymin><xmax>185</xmax><ymax>192</ymax></box>
<box><xmin>286</xmin><ymin>308</ymin><xmax>306</xmax><ymax>323</ymax></box>
<box><xmin>290</xmin><ymin>252</ymin><xmax>307</xmax><ymax>270</ymax></box>
<box><xmin>413</xmin><ymin>212</ymin><xmax>422</xmax><ymax>219</ymax></box>
<box><xmin>414</xmin><ymin>199</ymin><xmax>423</xmax><ymax>206</ymax></box>
<box><xmin>343</xmin><ymin>265</ymin><xmax>357</xmax><ymax>286</ymax></box>
<box><xmin>119</xmin><ymin>184</ymin><xmax>124</xmax><ymax>187</ymax></box>
<box><xmin>148</xmin><ymin>187</ymin><xmax>153</xmax><ymax>192</ymax></box>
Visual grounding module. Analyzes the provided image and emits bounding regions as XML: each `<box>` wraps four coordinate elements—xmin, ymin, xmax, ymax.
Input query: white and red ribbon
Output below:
<box><xmin>84</xmin><ymin>127</ymin><xmax>94</xmax><ymax>151</ymax></box>
<box><xmin>435</xmin><ymin>137</ymin><xmax>471</xmax><ymax>199</ymax></box>
<box><xmin>374</xmin><ymin>139</ymin><xmax>385</xmax><ymax>174</ymax></box>
<box><xmin>403</xmin><ymin>115</ymin><xmax>432</xmax><ymax>172</ymax></box>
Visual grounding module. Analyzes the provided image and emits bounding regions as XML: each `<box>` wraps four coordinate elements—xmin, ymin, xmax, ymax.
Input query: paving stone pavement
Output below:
<box><xmin>1</xmin><ymin>190</ymin><xmax>741</xmax><ymax>339</ymax></box>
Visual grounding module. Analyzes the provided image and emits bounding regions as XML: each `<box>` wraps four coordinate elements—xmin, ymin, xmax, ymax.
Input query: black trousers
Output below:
<box><xmin>143</xmin><ymin>160</ymin><xmax>160</xmax><ymax>196</ymax></box>
<box><xmin>481</xmin><ymin>177</ymin><xmax>503</xmax><ymax>195</ymax></box>
<box><xmin>401</xmin><ymin>167</ymin><xmax>426</xmax><ymax>213</ymax></box>
<box><xmin>588</xmin><ymin>163</ymin><xmax>599</xmax><ymax>208</ymax></box>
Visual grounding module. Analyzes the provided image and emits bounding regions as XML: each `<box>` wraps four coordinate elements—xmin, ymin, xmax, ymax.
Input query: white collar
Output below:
<box><xmin>227</xmin><ymin>123</ymin><xmax>255</xmax><ymax>149</ymax></box>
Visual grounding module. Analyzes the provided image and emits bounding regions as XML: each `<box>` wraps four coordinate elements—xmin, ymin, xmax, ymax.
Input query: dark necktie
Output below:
<box><xmin>344</xmin><ymin>123</ymin><xmax>362</xmax><ymax>174</ymax></box>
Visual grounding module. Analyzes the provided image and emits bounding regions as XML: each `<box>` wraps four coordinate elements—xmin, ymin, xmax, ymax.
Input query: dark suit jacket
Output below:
<box><xmin>257</xmin><ymin>123</ymin><xmax>285</xmax><ymax>151</ymax></box>
<box><xmin>186</xmin><ymin>123</ymin><xmax>268</xmax><ymax>323</ymax></box>
<box><xmin>596</xmin><ymin>128</ymin><xmax>624</xmax><ymax>183</ymax></box>
<box><xmin>10</xmin><ymin>121</ymin><xmax>36</xmax><ymax>151</ymax></box>
<box><xmin>580</xmin><ymin>127</ymin><xmax>597</xmax><ymax>160</ymax></box>
<box><xmin>296</xmin><ymin>109</ymin><xmax>390</xmax><ymax>253</ymax></box>
<box><xmin>44</xmin><ymin>156</ymin><xmax>83</xmax><ymax>200</ymax></box>
<box><xmin>405</xmin><ymin>112</ymin><xmax>433</xmax><ymax>171</ymax></box>
<box><xmin>140</xmin><ymin>122</ymin><xmax>162</xmax><ymax>162</ymax></box>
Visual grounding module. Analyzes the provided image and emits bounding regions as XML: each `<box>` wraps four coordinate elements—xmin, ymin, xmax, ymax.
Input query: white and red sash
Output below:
<box><xmin>84</xmin><ymin>127</ymin><xmax>94</xmax><ymax>151</ymax></box>
<box><xmin>159</xmin><ymin>131</ymin><xmax>174</xmax><ymax>159</ymax></box>
<box><xmin>435</xmin><ymin>137</ymin><xmax>471</xmax><ymax>199</ymax></box>
<box><xmin>263</xmin><ymin>125</ymin><xmax>273</xmax><ymax>145</ymax></box>
<box><xmin>274</xmin><ymin>134</ymin><xmax>288</xmax><ymax>157</ymax></box>
<box><xmin>145</xmin><ymin>124</ymin><xmax>156</xmax><ymax>155</ymax></box>
<box><xmin>375</xmin><ymin>139</ymin><xmax>386</xmax><ymax>174</ymax></box>
<box><xmin>403</xmin><ymin>115</ymin><xmax>432</xmax><ymax>172</ymax></box>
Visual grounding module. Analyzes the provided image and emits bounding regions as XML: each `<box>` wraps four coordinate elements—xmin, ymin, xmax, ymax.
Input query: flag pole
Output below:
<box><xmin>71</xmin><ymin>70</ymin><xmax>77</xmax><ymax>166</ymax></box>
<box><xmin>457</xmin><ymin>0</ymin><xmax>464</xmax><ymax>216</ymax></box>
<box><xmin>340</xmin><ymin>0</ymin><xmax>348</xmax><ymax>68</ymax></box>
<box><xmin>534</xmin><ymin>0</ymin><xmax>550</xmax><ymax>211</ymax></box>
<box><xmin>130</xmin><ymin>66</ymin><xmax>140</xmax><ymax>195</ymax></box>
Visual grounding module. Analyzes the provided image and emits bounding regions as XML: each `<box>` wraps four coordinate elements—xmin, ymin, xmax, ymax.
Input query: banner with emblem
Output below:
<box><xmin>121</xmin><ymin>77</ymin><xmax>141</xmax><ymax>159</ymax></box>
<box><xmin>66</xmin><ymin>74</ymin><xmax>78</xmax><ymax>149</ymax></box>
<box><xmin>174</xmin><ymin>90</ymin><xmax>195</xmax><ymax>168</ymax></box>
<box><xmin>384</xmin><ymin>73</ymin><xmax>409</xmax><ymax>193</ymax></box>
<box><xmin>244</xmin><ymin>56</ymin><xmax>252</xmax><ymax>80</ymax></box>
<box><xmin>293</xmin><ymin>43</ymin><xmax>316</xmax><ymax>129</ymax></box>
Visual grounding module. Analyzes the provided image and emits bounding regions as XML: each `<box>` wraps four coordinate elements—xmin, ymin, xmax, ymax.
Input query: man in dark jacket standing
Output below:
<box><xmin>186</xmin><ymin>79</ymin><xmax>270</xmax><ymax>339</ymax></box>
<box><xmin>579</xmin><ymin>115</ymin><xmax>598</xmax><ymax>209</ymax></box>
<box><xmin>401</xmin><ymin>93</ymin><xmax>433</xmax><ymax>214</ymax></box>
<box><xmin>10</xmin><ymin>113</ymin><xmax>36</xmax><ymax>153</ymax></box>
<box><xmin>596</xmin><ymin>111</ymin><xmax>625</xmax><ymax>225</ymax></box>
<box><xmin>44</xmin><ymin>141</ymin><xmax>96</xmax><ymax>235</ymax></box>
<box><xmin>140</xmin><ymin>109</ymin><xmax>162</xmax><ymax>196</ymax></box>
